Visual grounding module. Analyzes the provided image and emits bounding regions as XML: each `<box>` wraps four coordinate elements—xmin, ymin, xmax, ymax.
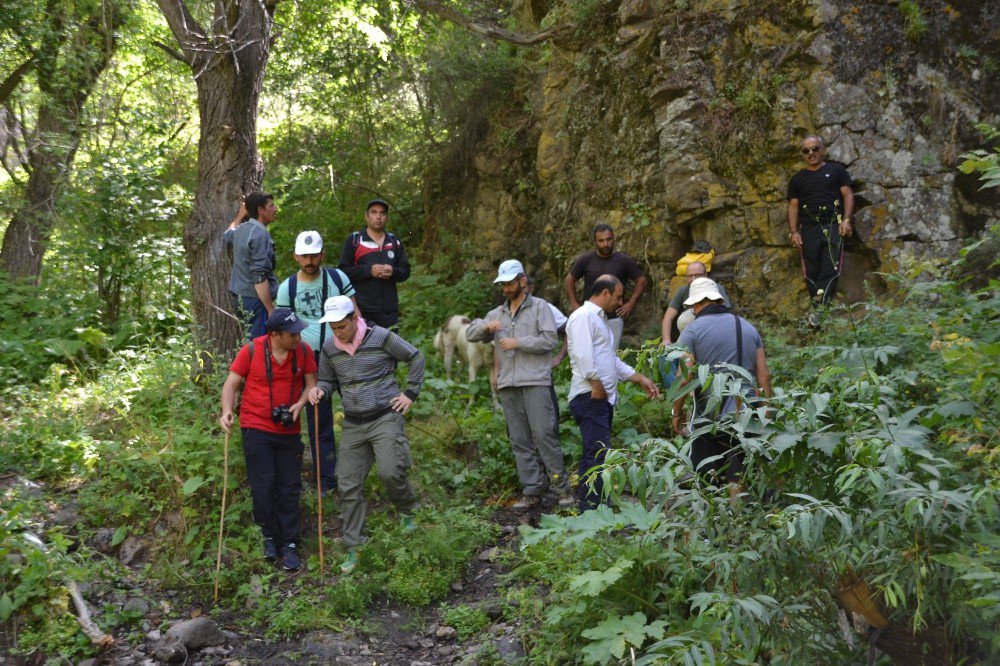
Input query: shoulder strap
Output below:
<box><xmin>326</xmin><ymin>267</ymin><xmax>345</xmax><ymax>292</ymax></box>
<box><xmin>288</xmin><ymin>274</ymin><xmax>298</xmax><ymax>308</ymax></box>
<box><xmin>387</xmin><ymin>232</ymin><xmax>400</xmax><ymax>253</ymax></box>
<box><xmin>248</xmin><ymin>339</ymin><xmax>255</xmax><ymax>364</ymax></box>
<box><xmin>734</xmin><ymin>313</ymin><xmax>743</xmax><ymax>367</ymax></box>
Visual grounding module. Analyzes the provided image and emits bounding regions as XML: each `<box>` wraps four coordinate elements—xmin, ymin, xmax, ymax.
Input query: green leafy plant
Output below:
<box><xmin>899</xmin><ymin>0</ymin><xmax>928</xmax><ymax>41</ymax></box>
<box><xmin>441</xmin><ymin>603</ymin><xmax>490</xmax><ymax>640</ymax></box>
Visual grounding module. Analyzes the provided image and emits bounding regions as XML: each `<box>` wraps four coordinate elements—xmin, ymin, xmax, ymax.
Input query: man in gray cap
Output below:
<box><xmin>308</xmin><ymin>296</ymin><xmax>424</xmax><ymax>574</ymax></box>
<box><xmin>276</xmin><ymin>231</ymin><xmax>358</xmax><ymax>495</ymax></box>
<box><xmin>467</xmin><ymin>260</ymin><xmax>572</xmax><ymax>510</ymax></box>
<box><xmin>338</xmin><ymin>199</ymin><xmax>410</xmax><ymax>328</ymax></box>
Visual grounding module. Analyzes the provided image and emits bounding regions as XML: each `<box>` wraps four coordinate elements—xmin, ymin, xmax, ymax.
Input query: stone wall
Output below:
<box><xmin>422</xmin><ymin>0</ymin><xmax>1000</xmax><ymax>337</ymax></box>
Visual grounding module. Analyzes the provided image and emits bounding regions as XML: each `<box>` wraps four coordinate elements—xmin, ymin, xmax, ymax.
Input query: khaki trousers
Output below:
<box><xmin>338</xmin><ymin>411</ymin><xmax>418</xmax><ymax>548</ymax></box>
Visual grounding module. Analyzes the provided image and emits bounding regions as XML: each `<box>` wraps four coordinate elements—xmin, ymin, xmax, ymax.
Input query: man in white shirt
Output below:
<box><xmin>566</xmin><ymin>274</ymin><xmax>660</xmax><ymax>510</ymax></box>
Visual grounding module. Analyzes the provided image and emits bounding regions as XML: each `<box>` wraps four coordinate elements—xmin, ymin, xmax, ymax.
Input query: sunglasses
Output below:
<box><xmin>801</xmin><ymin>146</ymin><xmax>822</xmax><ymax>154</ymax></box>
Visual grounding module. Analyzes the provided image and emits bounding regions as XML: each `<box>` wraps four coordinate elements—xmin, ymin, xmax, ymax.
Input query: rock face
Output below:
<box><xmin>422</xmin><ymin>0</ymin><xmax>999</xmax><ymax>330</ymax></box>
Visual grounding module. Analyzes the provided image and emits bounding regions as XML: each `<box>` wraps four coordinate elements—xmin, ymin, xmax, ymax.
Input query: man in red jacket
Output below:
<box><xmin>220</xmin><ymin>308</ymin><xmax>317</xmax><ymax>571</ymax></box>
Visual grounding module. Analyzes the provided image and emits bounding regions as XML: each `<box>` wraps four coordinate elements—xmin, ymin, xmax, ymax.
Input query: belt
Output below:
<box><xmin>343</xmin><ymin>406</ymin><xmax>393</xmax><ymax>425</ymax></box>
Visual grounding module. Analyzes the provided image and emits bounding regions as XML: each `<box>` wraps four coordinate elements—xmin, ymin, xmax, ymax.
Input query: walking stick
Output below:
<box><xmin>314</xmin><ymin>403</ymin><xmax>325</xmax><ymax>575</ymax></box>
<box><xmin>213</xmin><ymin>430</ymin><xmax>230</xmax><ymax>602</ymax></box>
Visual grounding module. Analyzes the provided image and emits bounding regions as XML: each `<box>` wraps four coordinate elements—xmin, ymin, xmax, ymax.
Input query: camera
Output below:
<box><xmin>271</xmin><ymin>404</ymin><xmax>295</xmax><ymax>427</ymax></box>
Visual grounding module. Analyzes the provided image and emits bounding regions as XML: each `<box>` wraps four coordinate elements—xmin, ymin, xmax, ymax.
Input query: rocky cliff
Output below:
<box><xmin>422</xmin><ymin>0</ymin><xmax>999</xmax><ymax>337</ymax></box>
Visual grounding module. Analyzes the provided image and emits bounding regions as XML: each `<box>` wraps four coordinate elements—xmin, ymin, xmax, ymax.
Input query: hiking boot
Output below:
<box><xmin>511</xmin><ymin>494</ymin><xmax>541</xmax><ymax>511</ymax></box>
<box><xmin>263</xmin><ymin>538</ymin><xmax>278</xmax><ymax>560</ymax></box>
<box><xmin>556</xmin><ymin>493</ymin><xmax>576</xmax><ymax>509</ymax></box>
<box><xmin>340</xmin><ymin>549</ymin><xmax>358</xmax><ymax>574</ymax></box>
<box><xmin>280</xmin><ymin>544</ymin><xmax>300</xmax><ymax>571</ymax></box>
<box><xmin>401</xmin><ymin>514</ymin><xmax>416</xmax><ymax>533</ymax></box>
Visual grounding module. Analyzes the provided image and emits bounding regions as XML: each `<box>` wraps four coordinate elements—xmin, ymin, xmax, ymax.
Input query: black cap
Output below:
<box><xmin>366</xmin><ymin>198</ymin><xmax>389</xmax><ymax>211</ymax></box>
<box><xmin>266</xmin><ymin>308</ymin><xmax>307</xmax><ymax>334</ymax></box>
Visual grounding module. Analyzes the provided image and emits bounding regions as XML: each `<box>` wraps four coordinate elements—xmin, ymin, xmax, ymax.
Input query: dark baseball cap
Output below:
<box><xmin>366</xmin><ymin>198</ymin><xmax>389</xmax><ymax>211</ymax></box>
<box><xmin>266</xmin><ymin>308</ymin><xmax>307</xmax><ymax>334</ymax></box>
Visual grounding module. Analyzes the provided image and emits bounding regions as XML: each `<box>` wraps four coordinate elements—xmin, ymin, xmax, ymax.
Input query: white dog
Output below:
<box><xmin>433</xmin><ymin>315</ymin><xmax>501</xmax><ymax>409</ymax></box>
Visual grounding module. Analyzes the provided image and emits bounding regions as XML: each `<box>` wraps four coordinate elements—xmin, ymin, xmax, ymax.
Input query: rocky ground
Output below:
<box><xmin>13</xmin><ymin>473</ymin><xmax>561</xmax><ymax>666</ymax></box>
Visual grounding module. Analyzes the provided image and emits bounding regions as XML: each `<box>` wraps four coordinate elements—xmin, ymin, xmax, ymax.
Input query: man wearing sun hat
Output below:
<box><xmin>308</xmin><ymin>296</ymin><xmax>424</xmax><ymax>573</ymax></box>
<box><xmin>467</xmin><ymin>259</ymin><xmax>572</xmax><ymax>511</ymax></box>
<box><xmin>671</xmin><ymin>277</ymin><xmax>772</xmax><ymax>486</ymax></box>
<box><xmin>219</xmin><ymin>307</ymin><xmax>317</xmax><ymax>571</ymax></box>
<box><xmin>276</xmin><ymin>231</ymin><xmax>358</xmax><ymax>495</ymax></box>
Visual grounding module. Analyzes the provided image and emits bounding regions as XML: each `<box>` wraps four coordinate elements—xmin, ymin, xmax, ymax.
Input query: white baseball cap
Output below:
<box><xmin>319</xmin><ymin>296</ymin><xmax>355</xmax><ymax>323</ymax></box>
<box><xmin>683</xmin><ymin>277</ymin><xmax>725</xmax><ymax>306</ymax></box>
<box><xmin>294</xmin><ymin>230</ymin><xmax>323</xmax><ymax>255</ymax></box>
<box><xmin>494</xmin><ymin>259</ymin><xmax>525</xmax><ymax>283</ymax></box>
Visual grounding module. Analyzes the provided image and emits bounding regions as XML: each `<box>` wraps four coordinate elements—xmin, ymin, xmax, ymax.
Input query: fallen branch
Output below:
<box><xmin>67</xmin><ymin>581</ymin><xmax>115</xmax><ymax>648</ymax></box>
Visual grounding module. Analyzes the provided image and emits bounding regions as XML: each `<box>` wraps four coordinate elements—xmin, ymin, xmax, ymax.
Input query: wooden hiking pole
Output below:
<box><xmin>213</xmin><ymin>430</ymin><xmax>230</xmax><ymax>602</ymax></box>
<box><xmin>314</xmin><ymin>403</ymin><xmax>325</xmax><ymax>575</ymax></box>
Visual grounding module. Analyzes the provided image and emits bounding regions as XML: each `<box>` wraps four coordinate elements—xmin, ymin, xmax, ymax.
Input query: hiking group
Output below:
<box><xmin>219</xmin><ymin>134</ymin><xmax>853</xmax><ymax>573</ymax></box>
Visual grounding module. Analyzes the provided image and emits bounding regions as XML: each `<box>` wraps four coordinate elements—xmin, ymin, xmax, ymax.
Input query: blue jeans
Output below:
<box><xmin>570</xmin><ymin>394</ymin><xmax>614</xmax><ymax>511</ymax></box>
<box><xmin>241</xmin><ymin>428</ymin><xmax>303</xmax><ymax>547</ymax></box>
<box><xmin>234</xmin><ymin>294</ymin><xmax>268</xmax><ymax>340</ymax></box>
<box><xmin>305</xmin><ymin>351</ymin><xmax>337</xmax><ymax>491</ymax></box>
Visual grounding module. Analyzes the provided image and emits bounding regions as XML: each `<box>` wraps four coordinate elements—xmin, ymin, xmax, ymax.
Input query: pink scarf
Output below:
<box><xmin>333</xmin><ymin>317</ymin><xmax>368</xmax><ymax>356</ymax></box>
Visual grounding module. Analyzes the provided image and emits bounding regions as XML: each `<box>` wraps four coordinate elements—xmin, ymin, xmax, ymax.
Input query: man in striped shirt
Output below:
<box><xmin>307</xmin><ymin>296</ymin><xmax>424</xmax><ymax>574</ymax></box>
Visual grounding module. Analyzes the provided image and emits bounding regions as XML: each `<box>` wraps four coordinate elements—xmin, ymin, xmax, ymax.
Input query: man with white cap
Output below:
<box><xmin>467</xmin><ymin>260</ymin><xmax>571</xmax><ymax>511</ymax></box>
<box><xmin>566</xmin><ymin>275</ymin><xmax>660</xmax><ymax>511</ymax></box>
<box><xmin>671</xmin><ymin>277</ymin><xmax>772</xmax><ymax>486</ymax></box>
<box><xmin>307</xmin><ymin>296</ymin><xmax>424</xmax><ymax>574</ymax></box>
<box><xmin>276</xmin><ymin>231</ymin><xmax>357</xmax><ymax>495</ymax></box>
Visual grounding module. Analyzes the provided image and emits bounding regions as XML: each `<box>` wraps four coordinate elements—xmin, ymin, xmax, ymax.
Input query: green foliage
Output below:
<box><xmin>441</xmin><ymin>603</ymin><xmax>490</xmax><ymax>640</ymax></box>
<box><xmin>898</xmin><ymin>0</ymin><xmax>928</xmax><ymax>41</ymax></box>
<box><xmin>361</xmin><ymin>507</ymin><xmax>497</xmax><ymax>606</ymax></box>
<box><xmin>0</xmin><ymin>503</ymin><xmax>95</xmax><ymax>662</ymax></box>
<box><xmin>397</xmin><ymin>270</ymin><xmax>495</xmax><ymax>342</ymax></box>
<box><xmin>959</xmin><ymin>124</ymin><xmax>1000</xmax><ymax>190</ymax></box>
<box><xmin>512</xmin><ymin>256</ymin><xmax>1000</xmax><ymax>662</ymax></box>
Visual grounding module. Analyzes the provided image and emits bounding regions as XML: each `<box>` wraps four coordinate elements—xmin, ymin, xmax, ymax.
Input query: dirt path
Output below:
<box><xmin>94</xmin><ymin>497</ymin><xmax>558</xmax><ymax>665</ymax></box>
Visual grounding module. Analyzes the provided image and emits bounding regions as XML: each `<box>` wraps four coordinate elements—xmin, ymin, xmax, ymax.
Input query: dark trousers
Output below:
<box><xmin>234</xmin><ymin>294</ymin><xmax>268</xmax><ymax>340</ymax></box>
<box><xmin>305</xmin><ymin>351</ymin><xmax>337</xmax><ymax>492</ymax></box>
<box><xmin>363</xmin><ymin>308</ymin><xmax>398</xmax><ymax>329</ymax></box>
<box><xmin>241</xmin><ymin>428</ymin><xmax>303</xmax><ymax>546</ymax></box>
<box><xmin>570</xmin><ymin>394</ymin><xmax>614</xmax><ymax>511</ymax></box>
<box><xmin>799</xmin><ymin>223</ymin><xmax>843</xmax><ymax>306</ymax></box>
<box><xmin>691</xmin><ymin>431</ymin><xmax>743</xmax><ymax>485</ymax></box>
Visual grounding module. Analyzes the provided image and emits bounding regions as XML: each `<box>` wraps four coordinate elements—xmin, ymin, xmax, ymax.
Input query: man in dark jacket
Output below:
<box><xmin>337</xmin><ymin>199</ymin><xmax>410</xmax><ymax>328</ymax></box>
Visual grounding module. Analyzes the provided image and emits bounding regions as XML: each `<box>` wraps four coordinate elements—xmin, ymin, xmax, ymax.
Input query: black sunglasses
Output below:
<box><xmin>801</xmin><ymin>146</ymin><xmax>822</xmax><ymax>154</ymax></box>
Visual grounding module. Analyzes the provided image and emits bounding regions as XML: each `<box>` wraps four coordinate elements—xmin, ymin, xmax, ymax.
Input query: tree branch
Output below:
<box><xmin>152</xmin><ymin>39</ymin><xmax>190</xmax><ymax>65</ymax></box>
<box><xmin>407</xmin><ymin>0</ymin><xmax>572</xmax><ymax>46</ymax></box>
<box><xmin>155</xmin><ymin>0</ymin><xmax>208</xmax><ymax>60</ymax></box>
<box><xmin>0</xmin><ymin>59</ymin><xmax>35</xmax><ymax>106</ymax></box>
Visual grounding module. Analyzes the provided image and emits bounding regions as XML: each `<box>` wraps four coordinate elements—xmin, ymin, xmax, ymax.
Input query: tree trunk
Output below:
<box><xmin>156</xmin><ymin>0</ymin><xmax>275</xmax><ymax>368</ymax></box>
<box><xmin>0</xmin><ymin>12</ymin><xmax>117</xmax><ymax>282</ymax></box>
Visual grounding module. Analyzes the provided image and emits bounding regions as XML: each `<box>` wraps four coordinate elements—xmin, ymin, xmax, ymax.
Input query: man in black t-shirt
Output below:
<box><xmin>564</xmin><ymin>224</ymin><xmax>647</xmax><ymax>349</ymax></box>
<box><xmin>786</xmin><ymin>135</ymin><xmax>854</xmax><ymax>309</ymax></box>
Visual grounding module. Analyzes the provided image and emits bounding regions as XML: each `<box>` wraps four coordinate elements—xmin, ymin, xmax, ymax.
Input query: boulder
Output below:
<box><xmin>164</xmin><ymin>616</ymin><xmax>225</xmax><ymax>649</ymax></box>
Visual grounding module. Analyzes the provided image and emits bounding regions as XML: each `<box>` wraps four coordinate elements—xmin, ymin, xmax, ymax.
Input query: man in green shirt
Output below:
<box><xmin>276</xmin><ymin>231</ymin><xmax>357</xmax><ymax>494</ymax></box>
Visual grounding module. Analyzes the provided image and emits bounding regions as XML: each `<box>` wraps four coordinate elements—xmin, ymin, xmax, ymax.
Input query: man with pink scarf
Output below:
<box><xmin>307</xmin><ymin>296</ymin><xmax>425</xmax><ymax>574</ymax></box>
